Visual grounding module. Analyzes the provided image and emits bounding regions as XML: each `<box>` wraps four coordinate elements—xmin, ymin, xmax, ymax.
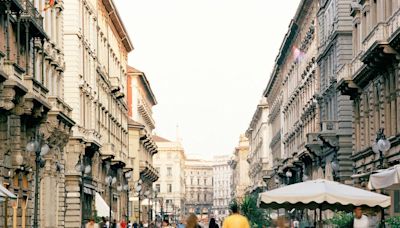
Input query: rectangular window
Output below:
<box><xmin>167</xmin><ymin>184</ymin><xmax>172</xmax><ymax>193</ymax></box>
<box><xmin>155</xmin><ymin>184</ymin><xmax>160</xmax><ymax>193</ymax></box>
<box><xmin>394</xmin><ymin>190</ymin><xmax>400</xmax><ymax>213</ymax></box>
<box><xmin>167</xmin><ymin>167</ymin><xmax>172</xmax><ymax>176</ymax></box>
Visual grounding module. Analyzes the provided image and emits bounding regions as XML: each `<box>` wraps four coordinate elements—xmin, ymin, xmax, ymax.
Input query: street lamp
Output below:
<box><xmin>123</xmin><ymin>170</ymin><xmax>132</xmax><ymax>221</ymax></box>
<box><xmin>106</xmin><ymin>170</ymin><xmax>117</xmax><ymax>223</ymax></box>
<box><xmin>285</xmin><ymin>170</ymin><xmax>292</xmax><ymax>185</ymax></box>
<box><xmin>135</xmin><ymin>179</ymin><xmax>143</xmax><ymax>223</ymax></box>
<box><xmin>372</xmin><ymin>128</ymin><xmax>391</xmax><ymax>168</ymax></box>
<box><xmin>75</xmin><ymin>154</ymin><xmax>92</xmax><ymax>225</ymax></box>
<box><xmin>26</xmin><ymin>131</ymin><xmax>50</xmax><ymax>228</ymax></box>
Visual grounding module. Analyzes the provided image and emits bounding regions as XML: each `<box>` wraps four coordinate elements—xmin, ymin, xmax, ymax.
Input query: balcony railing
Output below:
<box><xmin>321</xmin><ymin>120</ymin><xmax>338</xmax><ymax>132</ymax></box>
<box><xmin>387</xmin><ymin>8</ymin><xmax>400</xmax><ymax>41</ymax></box>
<box><xmin>21</xmin><ymin>0</ymin><xmax>46</xmax><ymax>37</ymax></box>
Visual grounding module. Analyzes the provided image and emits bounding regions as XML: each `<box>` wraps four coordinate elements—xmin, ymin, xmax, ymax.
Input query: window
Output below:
<box><xmin>190</xmin><ymin>178</ymin><xmax>193</xmax><ymax>185</ymax></box>
<box><xmin>394</xmin><ymin>190</ymin><xmax>400</xmax><ymax>213</ymax></box>
<box><xmin>167</xmin><ymin>184</ymin><xmax>172</xmax><ymax>193</ymax></box>
<box><xmin>197</xmin><ymin>193</ymin><xmax>200</xmax><ymax>201</ymax></box>
<box><xmin>167</xmin><ymin>167</ymin><xmax>172</xmax><ymax>176</ymax></box>
<box><xmin>204</xmin><ymin>179</ymin><xmax>207</xmax><ymax>185</ymax></box>
<box><xmin>155</xmin><ymin>184</ymin><xmax>160</xmax><ymax>193</ymax></box>
<box><xmin>204</xmin><ymin>194</ymin><xmax>207</xmax><ymax>201</ymax></box>
<box><xmin>197</xmin><ymin>179</ymin><xmax>200</xmax><ymax>185</ymax></box>
<box><xmin>156</xmin><ymin>167</ymin><xmax>160</xmax><ymax>174</ymax></box>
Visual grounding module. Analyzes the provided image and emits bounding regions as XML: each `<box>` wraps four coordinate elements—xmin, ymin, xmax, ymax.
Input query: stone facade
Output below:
<box><xmin>212</xmin><ymin>155</ymin><xmax>232</xmax><ymax>222</ymax></box>
<box><xmin>337</xmin><ymin>0</ymin><xmax>400</xmax><ymax>215</ymax></box>
<box><xmin>153</xmin><ymin>135</ymin><xmax>186</xmax><ymax>223</ymax></box>
<box><xmin>184</xmin><ymin>155</ymin><xmax>213</xmax><ymax>223</ymax></box>
<box><xmin>63</xmin><ymin>0</ymin><xmax>133</xmax><ymax>226</ymax></box>
<box><xmin>127</xmin><ymin>66</ymin><xmax>159</xmax><ymax>223</ymax></box>
<box><xmin>228</xmin><ymin>135</ymin><xmax>250</xmax><ymax>203</ymax></box>
<box><xmin>245</xmin><ymin>97</ymin><xmax>271</xmax><ymax>192</ymax></box>
<box><xmin>0</xmin><ymin>0</ymin><xmax>73</xmax><ymax>227</ymax></box>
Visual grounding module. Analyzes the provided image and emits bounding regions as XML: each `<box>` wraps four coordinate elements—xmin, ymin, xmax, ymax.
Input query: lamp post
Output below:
<box><xmin>75</xmin><ymin>155</ymin><xmax>92</xmax><ymax>226</ymax></box>
<box><xmin>135</xmin><ymin>179</ymin><xmax>143</xmax><ymax>223</ymax></box>
<box><xmin>106</xmin><ymin>171</ymin><xmax>117</xmax><ymax>223</ymax></box>
<box><xmin>123</xmin><ymin>171</ymin><xmax>132</xmax><ymax>221</ymax></box>
<box><xmin>153</xmin><ymin>188</ymin><xmax>158</xmax><ymax>223</ymax></box>
<box><xmin>26</xmin><ymin>131</ymin><xmax>50</xmax><ymax>228</ymax></box>
<box><xmin>372</xmin><ymin>128</ymin><xmax>391</xmax><ymax>169</ymax></box>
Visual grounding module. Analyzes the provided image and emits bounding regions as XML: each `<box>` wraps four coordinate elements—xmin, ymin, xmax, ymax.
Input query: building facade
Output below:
<box><xmin>337</xmin><ymin>0</ymin><xmax>400</xmax><ymax>215</ymax></box>
<box><xmin>63</xmin><ymin>0</ymin><xmax>133</xmax><ymax>226</ymax></box>
<box><xmin>127</xmin><ymin>66</ymin><xmax>159</xmax><ymax>223</ymax></box>
<box><xmin>228</xmin><ymin>135</ymin><xmax>250</xmax><ymax>202</ymax></box>
<box><xmin>212</xmin><ymin>155</ymin><xmax>232</xmax><ymax>221</ymax></box>
<box><xmin>153</xmin><ymin>135</ymin><xmax>186</xmax><ymax>223</ymax></box>
<box><xmin>0</xmin><ymin>0</ymin><xmax>74</xmax><ymax>227</ymax></box>
<box><xmin>245</xmin><ymin>97</ymin><xmax>271</xmax><ymax>192</ymax></box>
<box><xmin>184</xmin><ymin>155</ymin><xmax>213</xmax><ymax>223</ymax></box>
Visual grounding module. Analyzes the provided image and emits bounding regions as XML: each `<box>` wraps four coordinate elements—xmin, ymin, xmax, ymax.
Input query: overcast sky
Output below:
<box><xmin>115</xmin><ymin>0</ymin><xmax>301</xmax><ymax>158</ymax></box>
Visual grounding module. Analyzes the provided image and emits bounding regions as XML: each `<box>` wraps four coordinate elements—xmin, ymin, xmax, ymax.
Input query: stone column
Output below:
<box><xmin>64</xmin><ymin>140</ymin><xmax>84</xmax><ymax>228</ymax></box>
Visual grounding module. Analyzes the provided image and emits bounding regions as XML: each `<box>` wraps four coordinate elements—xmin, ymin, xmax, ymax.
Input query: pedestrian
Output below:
<box><xmin>111</xmin><ymin>219</ymin><xmax>117</xmax><ymax>228</ymax></box>
<box><xmin>353</xmin><ymin>206</ymin><xmax>369</xmax><ymax>228</ymax></box>
<box><xmin>162</xmin><ymin>219</ymin><xmax>172</xmax><ymax>228</ymax></box>
<box><xmin>222</xmin><ymin>202</ymin><xmax>250</xmax><ymax>228</ymax></box>
<box><xmin>127</xmin><ymin>220</ymin><xmax>133</xmax><ymax>228</ymax></box>
<box><xmin>177</xmin><ymin>220</ymin><xmax>185</xmax><ymax>228</ymax></box>
<box><xmin>120</xmin><ymin>218</ymin><xmax>127</xmax><ymax>228</ymax></box>
<box><xmin>186</xmin><ymin>214</ymin><xmax>201</xmax><ymax>228</ymax></box>
<box><xmin>86</xmin><ymin>217</ymin><xmax>100</xmax><ymax>228</ymax></box>
<box><xmin>208</xmin><ymin>218</ymin><xmax>219</xmax><ymax>228</ymax></box>
<box><xmin>99</xmin><ymin>217</ymin><xmax>108</xmax><ymax>228</ymax></box>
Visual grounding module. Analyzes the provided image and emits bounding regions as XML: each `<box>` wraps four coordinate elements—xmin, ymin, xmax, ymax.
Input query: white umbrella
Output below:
<box><xmin>258</xmin><ymin>179</ymin><xmax>390</xmax><ymax>211</ymax></box>
<box><xmin>368</xmin><ymin>165</ymin><xmax>400</xmax><ymax>190</ymax></box>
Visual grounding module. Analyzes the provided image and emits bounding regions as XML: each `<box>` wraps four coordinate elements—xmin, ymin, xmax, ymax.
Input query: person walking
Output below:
<box><xmin>353</xmin><ymin>206</ymin><xmax>369</xmax><ymax>228</ymax></box>
<box><xmin>222</xmin><ymin>202</ymin><xmax>250</xmax><ymax>228</ymax></box>
<box><xmin>86</xmin><ymin>218</ymin><xmax>100</xmax><ymax>228</ymax></box>
<box><xmin>208</xmin><ymin>218</ymin><xmax>219</xmax><ymax>228</ymax></box>
<box><xmin>120</xmin><ymin>218</ymin><xmax>127</xmax><ymax>228</ymax></box>
<box><xmin>186</xmin><ymin>214</ymin><xmax>201</xmax><ymax>228</ymax></box>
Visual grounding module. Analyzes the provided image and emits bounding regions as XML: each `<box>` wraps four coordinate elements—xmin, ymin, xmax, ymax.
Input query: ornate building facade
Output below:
<box><xmin>0</xmin><ymin>0</ymin><xmax>73</xmax><ymax>227</ymax></box>
<box><xmin>245</xmin><ymin>97</ymin><xmax>271</xmax><ymax>192</ymax></box>
<box><xmin>212</xmin><ymin>155</ymin><xmax>232</xmax><ymax>222</ymax></box>
<box><xmin>184</xmin><ymin>155</ymin><xmax>213</xmax><ymax>222</ymax></box>
<box><xmin>228</xmin><ymin>135</ymin><xmax>250</xmax><ymax>202</ymax></box>
<box><xmin>153</xmin><ymin>135</ymin><xmax>186</xmax><ymax>223</ymax></box>
<box><xmin>127</xmin><ymin>66</ymin><xmax>159</xmax><ymax>223</ymax></box>
<box><xmin>63</xmin><ymin>0</ymin><xmax>133</xmax><ymax>226</ymax></box>
<box><xmin>337</xmin><ymin>0</ymin><xmax>400</xmax><ymax>215</ymax></box>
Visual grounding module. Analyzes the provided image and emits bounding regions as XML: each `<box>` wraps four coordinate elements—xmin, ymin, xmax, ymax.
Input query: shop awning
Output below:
<box><xmin>95</xmin><ymin>192</ymin><xmax>113</xmax><ymax>217</ymax></box>
<box><xmin>0</xmin><ymin>184</ymin><xmax>17</xmax><ymax>202</ymax></box>
<box><xmin>368</xmin><ymin>165</ymin><xmax>400</xmax><ymax>190</ymax></box>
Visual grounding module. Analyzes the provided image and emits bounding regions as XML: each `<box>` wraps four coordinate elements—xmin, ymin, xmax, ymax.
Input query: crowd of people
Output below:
<box><xmin>85</xmin><ymin>205</ymin><xmax>372</xmax><ymax>227</ymax></box>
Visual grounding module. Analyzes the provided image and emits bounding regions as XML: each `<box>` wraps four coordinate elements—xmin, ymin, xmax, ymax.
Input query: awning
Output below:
<box><xmin>368</xmin><ymin>165</ymin><xmax>400</xmax><ymax>190</ymax></box>
<box><xmin>0</xmin><ymin>184</ymin><xmax>17</xmax><ymax>202</ymax></box>
<box><xmin>95</xmin><ymin>192</ymin><xmax>113</xmax><ymax>217</ymax></box>
<box><xmin>258</xmin><ymin>179</ymin><xmax>391</xmax><ymax>211</ymax></box>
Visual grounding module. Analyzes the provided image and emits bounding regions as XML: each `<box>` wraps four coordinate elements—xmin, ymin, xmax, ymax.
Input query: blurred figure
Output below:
<box><xmin>222</xmin><ymin>202</ymin><xmax>250</xmax><ymax>228</ymax></box>
<box><xmin>86</xmin><ymin>217</ymin><xmax>100</xmax><ymax>228</ymax></box>
<box><xmin>99</xmin><ymin>217</ymin><xmax>107</xmax><ymax>228</ymax></box>
<box><xmin>353</xmin><ymin>206</ymin><xmax>369</xmax><ymax>228</ymax></box>
<box><xmin>186</xmin><ymin>214</ymin><xmax>201</xmax><ymax>228</ymax></box>
<box><xmin>276</xmin><ymin>216</ymin><xmax>288</xmax><ymax>228</ymax></box>
<box><xmin>127</xmin><ymin>221</ymin><xmax>132</xmax><ymax>228</ymax></box>
<box><xmin>208</xmin><ymin>218</ymin><xmax>219</xmax><ymax>228</ymax></box>
<box><xmin>120</xmin><ymin>218</ymin><xmax>127</xmax><ymax>228</ymax></box>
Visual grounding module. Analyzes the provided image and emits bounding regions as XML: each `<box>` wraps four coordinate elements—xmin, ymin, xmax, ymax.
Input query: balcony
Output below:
<box><xmin>0</xmin><ymin>0</ymin><xmax>24</xmax><ymax>12</ymax></box>
<box><xmin>139</xmin><ymin>161</ymin><xmax>159</xmax><ymax>183</ymax></box>
<box><xmin>337</xmin><ymin>64</ymin><xmax>361</xmax><ymax>100</ymax></box>
<box><xmin>305</xmin><ymin>132</ymin><xmax>322</xmax><ymax>156</ymax></box>
<box><xmin>21</xmin><ymin>0</ymin><xmax>47</xmax><ymax>39</ymax></box>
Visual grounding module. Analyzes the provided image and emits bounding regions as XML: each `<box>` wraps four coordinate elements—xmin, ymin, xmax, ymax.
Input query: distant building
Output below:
<box><xmin>127</xmin><ymin>66</ymin><xmax>159</xmax><ymax>223</ymax></box>
<box><xmin>184</xmin><ymin>155</ymin><xmax>214</xmax><ymax>223</ymax></box>
<box><xmin>212</xmin><ymin>155</ymin><xmax>232</xmax><ymax>222</ymax></box>
<box><xmin>246</xmin><ymin>97</ymin><xmax>272</xmax><ymax>193</ymax></box>
<box><xmin>228</xmin><ymin>135</ymin><xmax>251</xmax><ymax>203</ymax></box>
<box><xmin>153</xmin><ymin>135</ymin><xmax>186</xmax><ymax>223</ymax></box>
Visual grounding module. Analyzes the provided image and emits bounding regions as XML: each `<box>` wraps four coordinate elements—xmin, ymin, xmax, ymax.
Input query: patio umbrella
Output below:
<box><xmin>258</xmin><ymin>179</ymin><xmax>390</xmax><ymax>211</ymax></box>
<box><xmin>368</xmin><ymin>165</ymin><xmax>400</xmax><ymax>190</ymax></box>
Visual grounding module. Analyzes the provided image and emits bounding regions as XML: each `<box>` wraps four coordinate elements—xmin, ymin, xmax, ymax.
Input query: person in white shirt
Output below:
<box><xmin>353</xmin><ymin>206</ymin><xmax>369</xmax><ymax>228</ymax></box>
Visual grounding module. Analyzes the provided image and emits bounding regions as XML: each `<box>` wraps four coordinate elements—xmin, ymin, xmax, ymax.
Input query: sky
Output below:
<box><xmin>115</xmin><ymin>0</ymin><xmax>301</xmax><ymax>158</ymax></box>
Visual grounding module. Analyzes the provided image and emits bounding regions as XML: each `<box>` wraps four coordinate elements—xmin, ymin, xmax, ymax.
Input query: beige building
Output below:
<box><xmin>153</xmin><ymin>135</ymin><xmax>186</xmax><ymax>223</ymax></box>
<box><xmin>127</xmin><ymin>66</ymin><xmax>159</xmax><ymax>223</ymax></box>
<box><xmin>0</xmin><ymin>0</ymin><xmax>74</xmax><ymax>227</ymax></box>
<box><xmin>212</xmin><ymin>155</ymin><xmax>232</xmax><ymax>221</ymax></box>
<box><xmin>63</xmin><ymin>0</ymin><xmax>133</xmax><ymax>226</ymax></box>
<box><xmin>246</xmin><ymin>97</ymin><xmax>272</xmax><ymax>192</ymax></box>
<box><xmin>228</xmin><ymin>135</ymin><xmax>250</xmax><ymax>202</ymax></box>
<box><xmin>184</xmin><ymin>155</ymin><xmax>213</xmax><ymax>222</ymax></box>
<box><xmin>337</xmin><ymin>0</ymin><xmax>400</xmax><ymax>215</ymax></box>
